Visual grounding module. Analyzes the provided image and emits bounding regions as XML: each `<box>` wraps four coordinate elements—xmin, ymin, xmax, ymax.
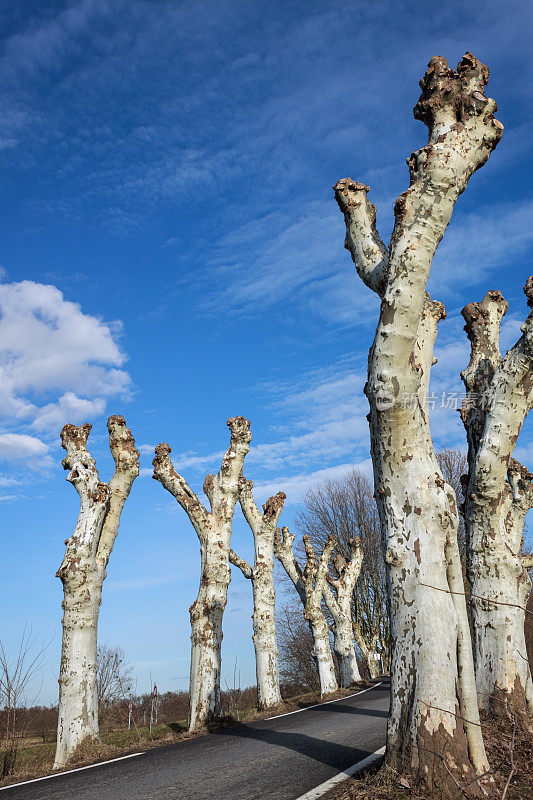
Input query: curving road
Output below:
<box><xmin>3</xmin><ymin>679</ymin><xmax>389</xmax><ymax>800</ymax></box>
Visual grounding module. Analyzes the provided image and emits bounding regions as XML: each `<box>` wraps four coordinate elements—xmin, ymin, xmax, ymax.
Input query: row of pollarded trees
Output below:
<box><xmin>51</xmin><ymin>51</ymin><xmax>532</xmax><ymax>799</ymax></box>
<box><xmin>54</xmin><ymin>415</ymin><xmax>376</xmax><ymax>767</ymax></box>
<box><xmin>333</xmin><ymin>50</ymin><xmax>532</xmax><ymax>795</ymax></box>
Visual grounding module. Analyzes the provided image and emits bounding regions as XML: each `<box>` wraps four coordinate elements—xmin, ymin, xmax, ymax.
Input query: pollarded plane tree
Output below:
<box><xmin>274</xmin><ymin>528</ymin><xmax>338</xmax><ymax>695</ymax></box>
<box><xmin>334</xmin><ymin>53</ymin><xmax>502</xmax><ymax>792</ymax></box>
<box><xmin>152</xmin><ymin>417</ymin><xmax>251</xmax><ymax>731</ymax></box>
<box><xmin>54</xmin><ymin>416</ymin><xmax>139</xmax><ymax>769</ymax></box>
<box><xmin>229</xmin><ymin>477</ymin><xmax>286</xmax><ymax>710</ymax></box>
<box><xmin>297</xmin><ymin>470</ymin><xmax>389</xmax><ymax>677</ymax></box>
<box><xmin>460</xmin><ymin>282</ymin><xmax>533</xmax><ymax>727</ymax></box>
<box><xmin>322</xmin><ymin>537</ymin><xmax>363</xmax><ymax>686</ymax></box>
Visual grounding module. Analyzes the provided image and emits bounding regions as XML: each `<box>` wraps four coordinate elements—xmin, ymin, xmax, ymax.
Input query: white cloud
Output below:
<box><xmin>138</xmin><ymin>444</ymin><xmax>156</xmax><ymax>456</ymax></box>
<box><xmin>253</xmin><ymin>460</ymin><xmax>373</xmax><ymax>506</ymax></box>
<box><xmin>0</xmin><ymin>433</ymin><xmax>52</xmax><ymax>471</ymax></box>
<box><xmin>31</xmin><ymin>392</ymin><xmax>106</xmax><ymax>432</ymax></box>
<box><xmin>0</xmin><ymin>280</ymin><xmax>130</xmax><ymax>432</ymax></box>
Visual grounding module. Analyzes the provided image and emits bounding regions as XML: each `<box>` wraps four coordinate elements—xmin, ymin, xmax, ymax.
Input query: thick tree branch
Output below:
<box><xmin>237</xmin><ymin>476</ymin><xmax>264</xmax><ymax>532</ymax></box>
<box><xmin>333</xmin><ymin>180</ymin><xmax>389</xmax><ymax>297</ymax></box>
<box><xmin>369</xmin><ymin>54</ymin><xmax>500</xmax><ymax>408</ymax></box>
<box><xmin>471</xmin><ymin>281</ymin><xmax>533</xmax><ymax>503</ymax></box>
<box><xmin>234</xmin><ymin>478</ymin><xmax>286</xmax><ymax>579</ymax></box>
<box><xmin>229</xmin><ymin>550</ymin><xmax>253</xmax><ymax>580</ymax></box>
<box><xmin>152</xmin><ymin>443</ymin><xmax>209</xmax><ymax>535</ymax></box>
<box><xmin>97</xmin><ymin>416</ymin><xmax>139</xmax><ymax>567</ymax></box>
<box><xmin>415</xmin><ymin>296</ymin><xmax>447</xmax><ymax>410</ymax></box>
<box><xmin>57</xmin><ymin>423</ymin><xmax>109</xmax><ymax>577</ymax></box>
<box><xmin>303</xmin><ymin>535</ymin><xmax>336</xmax><ymax>610</ymax></box>
<box><xmin>274</xmin><ymin>526</ymin><xmax>306</xmax><ymax>603</ymax></box>
<box><xmin>214</xmin><ymin>417</ymin><xmax>252</xmax><ymax>503</ymax></box>
<box><xmin>236</xmin><ymin>475</ymin><xmax>285</xmax><ymax>709</ymax></box>
<box><xmin>60</xmin><ymin>423</ymin><xmax>107</xmax><ymax>508</ymax></box>
<box><xmin>461</xmin><ymin>289</ymin><xmax>508</xmax><ymax>395</ymax></box>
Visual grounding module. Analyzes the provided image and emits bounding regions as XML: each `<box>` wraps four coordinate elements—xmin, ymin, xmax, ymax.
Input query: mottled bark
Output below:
<box><xmin>460</xmin><ymin>283</ymin><xmax>533</xmax><ymax>726</ymax></box>
<box><xmin>274</xmin><ymin>528</ymin><xmax>338</xmax><ymax>695</ymax></box>
<box><xmin>334</xmin><ymin>53</ymin><xmax>501</xmax><ymax>792</ymax></box>
<box><xmin>323</xmin><ymin>539</ymin><xmax>363</xmax><ymax>686</ymax></box>
<box><xmin>54</xmin><ymin>417</ymin><xmax>139</xmax><ymax>768</ymax></box>
<box><xmin>152</xmin><ymin>417</ymin><xmax>251</xmax><ymax>731</ymax></box>
<box><xmin>230</xmin><ymin>478</ymin><xmax>285</xmax><ymax>709</ymax></box>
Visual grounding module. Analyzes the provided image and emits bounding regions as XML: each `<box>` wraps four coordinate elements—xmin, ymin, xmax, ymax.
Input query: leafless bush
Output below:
<box><xmin>295</xmin><ymin>469</ymin><xmax>389</xmax><ymax>673</ymax></box>
<box><xmin>277</xmin><ymin>604</ymin><xmax>320</xmax><ymax>691</ymax></box>
<box><xmin>0</xmin><ymin>627</ymin><xmax>46</xmax><ymax>776</ymax></box>
<box><xmin>97</xmin><ymin>645</ymin><xmax>133</xmax><ymax>712</ymax></box>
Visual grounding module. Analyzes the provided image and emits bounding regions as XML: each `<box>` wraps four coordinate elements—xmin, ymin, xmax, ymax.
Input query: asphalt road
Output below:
<box><xmin>4</xmin><ymin>679</ymin><xmax>389</xmax><ymax>800</ymax></box>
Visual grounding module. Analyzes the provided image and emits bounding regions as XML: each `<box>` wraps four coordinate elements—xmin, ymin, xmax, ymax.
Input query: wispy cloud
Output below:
<box><xmin>253</xmin><ymin>460</ymin><xmax>373</xmax><ymax>506</ymax></box>
<box><xmin>429</xmin><ymin>200</ymin><xmax>533</xmax><ymax>298</ymax></box>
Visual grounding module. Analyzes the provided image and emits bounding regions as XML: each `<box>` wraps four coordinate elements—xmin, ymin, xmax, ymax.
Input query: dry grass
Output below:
<box><xmin>333</xmin><ymin>713</ymin><xmax>533</xmax><ymax>800</ymax></box>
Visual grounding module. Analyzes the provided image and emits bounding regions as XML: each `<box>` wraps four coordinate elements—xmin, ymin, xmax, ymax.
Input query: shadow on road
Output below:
<box><xmin>299</xmin><ymin>704</ymin><xmax>388</xmax><ymax>718</ymax></box>
<box><xmin>218</xmin><ymin>724</ymin><xmax>378</xmax><ymax>771</ymax></box>
<box><xmin>214</xmin><ymin>690</ymin><xmax>388</xmax><ymax>771</ymax></box>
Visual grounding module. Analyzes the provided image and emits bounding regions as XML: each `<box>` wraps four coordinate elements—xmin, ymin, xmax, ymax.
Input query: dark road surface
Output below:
<box><xmin>3</xmin><ymin>679</ymin><xmax>389</xmax><ymax>800</ymax></box>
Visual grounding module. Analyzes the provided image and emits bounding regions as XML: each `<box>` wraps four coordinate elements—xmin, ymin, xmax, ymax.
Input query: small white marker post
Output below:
<box><xmin>128</xmin><ymin>700</ymin><xmax>133</xmax><ymax>731</ymax></box>
<box><xmin>149</xmin><ymin>684</ymin><xmax>157</xmax><ymax>733</ymax></box>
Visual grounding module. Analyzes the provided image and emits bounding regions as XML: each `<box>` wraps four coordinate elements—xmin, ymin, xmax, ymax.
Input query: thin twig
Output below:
<box><xmin>419</xmin><ymin>583</ymin><xmax>531</xmax><ymax>615</ymax></box>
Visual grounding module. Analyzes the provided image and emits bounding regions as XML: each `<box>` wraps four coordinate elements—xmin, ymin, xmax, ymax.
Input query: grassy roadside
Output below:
<box><xmin>0</xmin><ymin>682</ymin><xmax>371</xmax><ymax>789</ymax></box>
<box><xmin>331</xmin><ymin>714</ymin><xmax>533</xmax><ymax>800</ymax></box>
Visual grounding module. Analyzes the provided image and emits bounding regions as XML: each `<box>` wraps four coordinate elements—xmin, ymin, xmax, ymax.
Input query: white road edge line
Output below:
<box><xmin>0</xmin><ymin>752</ymin><xmax>144</xmax><ymax>791</ymax></box>
<box><xmin>294</xmin><ymin>746</ymin><xmax>386</xmax><ymax>800</ymax></box>
<box><xmin>265</xmin><ymin>681</ymin><xmax>384</xmax><ymax>721</ymax></box>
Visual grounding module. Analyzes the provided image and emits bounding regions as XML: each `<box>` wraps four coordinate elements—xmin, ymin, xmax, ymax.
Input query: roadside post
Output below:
<box><xmin>150</xmin><ymin>684</ymin><xmax>158</xmax><ymax>733</ymax></box>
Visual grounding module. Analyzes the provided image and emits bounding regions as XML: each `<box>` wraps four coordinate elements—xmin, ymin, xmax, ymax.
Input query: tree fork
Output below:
<box><xmin>152</xmin><ymin>417</ymin><xmax>251</xmax><ymax>731</ymax></box>
<box><xmin>334</xmin><ymin>52</ymin><xmax>502</xmax><ymax>794</ymax></box>
<box><xmin>230</xmin><ymin>477</ymin><xmax>285</xmax><ymax>710</ymax></box>
<box><xmin>461</xmin><ymin>280</ymin><xmax>533</xmax><ymax>728</ymax></box>
<box><xmin>54</xmin><ymin>416</ymin><xmax>139</xmax><ymax>768</ymax></box>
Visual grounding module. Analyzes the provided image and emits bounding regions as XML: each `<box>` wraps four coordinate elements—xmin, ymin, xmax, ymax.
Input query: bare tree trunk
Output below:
<box><xmin>460</xmin><ymin>284</ymin><xmax>533</xmax><ymax>727</ymax></box>
<box><xmin>296</xmin><ymin>471</ymin><xmax>390</xmax><ymax>678</ymax></box>
<box><xmin>275</xmin><ymin>529</ymin><xmax>338</xmax><ymax>695</ymax></box>
<box><xmin>303</xmin><ymin>536</ymin><xmax>338</xmax><ymax>695</ymax></box>
<box><xmin>334</xmin><ymin>53</ymin><xmax>501</xmax><ymax>792</ymax></box>
<box><xmin>54</xmin><ymin>417</ymin><xmax>139</xmax><ymax>768</ymax></box>
<box><xmin>323</xmin><ymin>539</ymin><xmax>363</xmax><ymax>686</ymax></box>
<box><xmin>152</xmin><ymin>417</ymin><xmax>251</xmax><ymax>731</ymax></box>
<box><xmin>352</xmin><ymin>623</ymin><xmax>380</xmax><ymax>679</ymax></box>
<box><xmin>230</xmin><ymin>478</ymin><xmax>285</xmax><ymax>709</ymax></box>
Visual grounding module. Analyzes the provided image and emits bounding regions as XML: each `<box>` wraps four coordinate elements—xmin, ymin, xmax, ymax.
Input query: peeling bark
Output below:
<box><xmin>54</xmin><ymin>416</ymin><xmax>139</xmax><ymax>768</ymax></box>
<box><xmin>460</xmin><ymin>282</ymin><xmax>533</xmax><ymax>727</ymax></box>
<box><xmin>323</xmin><ymin>539</ymin><xmax>363</xmax><ymax>686</ymax></box>
<box><xmin>230</xmin><ymin>478</ymin><xmax>285</xmax><ymax>709</ymax></box>
<box><xmin>275</xmin><ymin>528</ymin><xmax>338</xmax><ymax>695</ymax></box>
<box><xmin>334</xmin><ymin>53</ymin><xmax>501</xmax><ymax>792</ymax></box>
<box><xmin>152</xmin><ymin>417</ymin><xmax>251</xmax><ymax>731</ymax></box>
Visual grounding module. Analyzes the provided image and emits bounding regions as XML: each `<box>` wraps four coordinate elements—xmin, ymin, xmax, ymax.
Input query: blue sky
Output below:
<box><xmin>1</xmin><ymin>0</ymin><xmax>532</xmax><ymax>704</ymax></box>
